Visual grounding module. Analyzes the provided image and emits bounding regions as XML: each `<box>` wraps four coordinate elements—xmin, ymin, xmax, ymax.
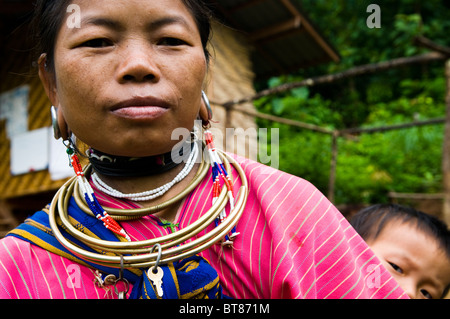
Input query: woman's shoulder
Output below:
<box><xmin>0</xmin><ymin>236</ymin><xmax>36</xmax><ymax>298</ymax></box>
<box><xmin>230</xmin><ymin>153</ymin><xmax>320</xmax><ymax>193</ymax></box>
<box><xmin>0</xmin><ymin>234</ymin><xmax>33</xmax><ymax>256</ymax></box>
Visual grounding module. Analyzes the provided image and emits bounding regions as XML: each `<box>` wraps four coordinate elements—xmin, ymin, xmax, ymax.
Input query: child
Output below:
<box><xmin>351</xmin><ymin>203</ymin><xmax>450</xmax><ymax>299</ymax></box>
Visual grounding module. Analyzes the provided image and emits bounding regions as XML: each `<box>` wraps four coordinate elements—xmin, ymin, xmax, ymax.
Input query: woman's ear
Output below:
<box><xmin>38</xmin><ymin>53</ymin><xmax>59</xmax><ymax>107</ymax></box>
<box><xmin>39</xmin><ymin>54</ymin><xmax>70</xmax><ymax>141</ymax></box>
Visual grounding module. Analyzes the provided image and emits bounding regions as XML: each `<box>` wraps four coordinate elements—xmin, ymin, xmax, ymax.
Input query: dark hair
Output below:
<box><xmin>31</xmin><ymin>0</ymin><xmax>213</xmax><ymax>71</ymax></box>
<box><xmin>182</xmin><ymin>0</ymin><xmax>213</xmax><ymax>63</ymax></box>
<box><xmin>32</xmin><ymin>0</ymin><xmax>71</xmax><ymax>71</ymax></box>
<box><xmin>350</xmin><ymin>203</ymin><xmax>450</xmax><ymax>259</ymax></box>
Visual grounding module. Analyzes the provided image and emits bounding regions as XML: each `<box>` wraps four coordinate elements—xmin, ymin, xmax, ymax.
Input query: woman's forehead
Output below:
<box><xmin>62</xmin><ymin>0</ymin><xmax>198</xmax><ymax>29</ymax></box>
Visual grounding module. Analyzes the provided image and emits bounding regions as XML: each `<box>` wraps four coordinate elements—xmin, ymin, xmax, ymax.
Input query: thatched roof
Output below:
<box><xmin>206</xmin><ymin>0</ymin><xmax>340</xmax><ymax>78</ymax></box>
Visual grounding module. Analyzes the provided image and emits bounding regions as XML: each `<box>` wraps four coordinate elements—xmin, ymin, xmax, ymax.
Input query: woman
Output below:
<box><xmin>0</xmin><ymin>0</ymin><xmax>407</xmax><ymax>299</ymax></box>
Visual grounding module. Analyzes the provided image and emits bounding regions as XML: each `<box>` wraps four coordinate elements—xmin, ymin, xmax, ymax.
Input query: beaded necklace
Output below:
<box><xmin>91</xmin><ymin>141</ymin><xmax>199</xmax><ymax>201</ymax></box>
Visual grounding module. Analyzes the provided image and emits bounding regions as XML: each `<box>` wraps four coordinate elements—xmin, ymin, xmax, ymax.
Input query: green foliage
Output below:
<box><xmin>255</xmin><ymin>0</ymin><xmax>448</xmax><ymax>204</ymax></box>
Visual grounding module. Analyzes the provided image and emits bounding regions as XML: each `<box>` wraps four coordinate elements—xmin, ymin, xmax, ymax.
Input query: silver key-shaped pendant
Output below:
<box><xmin>147</xmin><ymin>266</ymin><xmax>164</xmax><ymax>298</ymax></box>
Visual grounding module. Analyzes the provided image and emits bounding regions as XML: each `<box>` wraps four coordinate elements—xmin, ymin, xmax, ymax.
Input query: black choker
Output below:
<box><xmin>88</xmin><ymin>142</ymin><xmax>194</xmax><ymax>177</ymax></box>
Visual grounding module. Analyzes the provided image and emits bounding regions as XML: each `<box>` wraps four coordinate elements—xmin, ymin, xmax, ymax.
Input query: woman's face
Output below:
<box><xmin>43</xmin><ymin>0</ymin><xmax>207</xmax><ymax>156</ymax></box>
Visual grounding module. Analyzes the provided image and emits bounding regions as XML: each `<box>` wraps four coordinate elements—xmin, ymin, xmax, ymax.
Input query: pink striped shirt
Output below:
<box><xmin>0</xmin><ymin>155</ymin><xmax>407</xmax><ymax>299</ymax></box>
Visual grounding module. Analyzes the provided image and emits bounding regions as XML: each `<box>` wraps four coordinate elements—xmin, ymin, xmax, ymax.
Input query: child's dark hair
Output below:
<box><xmin>350</xmin><ymin>203</ymin><xmax>450</xmax><ymax>260</ymax></box>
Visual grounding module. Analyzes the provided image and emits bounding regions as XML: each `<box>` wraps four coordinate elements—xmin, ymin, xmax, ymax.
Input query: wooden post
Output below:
<box><xmin>0</xmin><ymin>200</ymin><xmax>19</xmax><ymax>238</ymax></box>
<box><xmin>328</xmin><ymin>131</ymin><xmax>339</xmax><ymax>203</ymax></box>
<box><xmin>442</xmin><ymin>59</ymin><xmax>450</xmax><ymax>225</ymax></box>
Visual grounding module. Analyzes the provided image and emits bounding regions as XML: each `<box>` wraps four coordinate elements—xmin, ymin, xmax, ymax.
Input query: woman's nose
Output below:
<box><xmin>116</xmin><ymin>42</ymin><xmax>161</xmax><ymax>83</ymax></box>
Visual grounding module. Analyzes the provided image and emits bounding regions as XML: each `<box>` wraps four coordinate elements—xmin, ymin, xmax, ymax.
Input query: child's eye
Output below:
<box><xmin>388</xmin><ymin>262</ymin><xmax>403</xmax><ymax>274</ymax></box>
<box><xmin>420</xmin><ymin>289</ymin><xmax>433</xmax><ymax>299</ymax></box>
<box><xmin>80</xmin><ymin>38</ymin><xmax>113</xmax><ymax>48</ymax></box>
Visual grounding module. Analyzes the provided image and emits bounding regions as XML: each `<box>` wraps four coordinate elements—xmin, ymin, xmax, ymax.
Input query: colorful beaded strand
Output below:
<box><xmin>204</xmin><ymin>130</ymin><xmax>239</xmax><ymax>245</ymax></box>
<box><xmin>66</xmin><ymin>146</ymin><xmax>131</xmax><ymax>241</ymax></box>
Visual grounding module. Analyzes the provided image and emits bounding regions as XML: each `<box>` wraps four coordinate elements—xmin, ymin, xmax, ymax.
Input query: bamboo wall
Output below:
<box><xmin>0</xmin><ymin>37</ymin><xmax>65</xmax><ymax>201</ymax></box>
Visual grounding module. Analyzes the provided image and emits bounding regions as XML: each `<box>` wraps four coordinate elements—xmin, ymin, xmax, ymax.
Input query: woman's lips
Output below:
<box><xmin>110</xmin><ymin>96</ymin><xmax>170</xmax><ymax>120</ymax></box>
<box><xmin>112</xmin><ymin>105</ymin><xmax>168</xmax><ymax>119</ymax></box>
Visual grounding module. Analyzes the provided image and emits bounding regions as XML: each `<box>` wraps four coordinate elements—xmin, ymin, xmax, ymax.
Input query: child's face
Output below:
<box><xmin>367</xmin><ymin>221</ymin><xmax>450</xmax><ymax>299</ymax></box>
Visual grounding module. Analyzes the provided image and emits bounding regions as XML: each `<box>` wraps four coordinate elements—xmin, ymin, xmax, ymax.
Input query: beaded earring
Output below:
<box><xmin>201</xmin><ymin>92</ymin><xmax>240</xmax><ymax>246</ymax></box>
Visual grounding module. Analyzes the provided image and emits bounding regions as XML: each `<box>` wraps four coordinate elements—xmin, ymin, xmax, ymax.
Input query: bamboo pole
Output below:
<box><xmin>340</xmin><ymin>117</ymin><xmax>445</xmax><ymax>135</ymax></box>
<box><xmin>442</xmin><ymin>59</ymin><xmax>450</xmax><ymax>225</ymax></box>
<box><xmin>219</xmin><ymin>103</ymin><xmax>334</xmax><ymax>135</ymax></box>
<box><xmin>219</xmin><ymin>52</ymin><xmax>447</xmax><ymax>108</ymax></box>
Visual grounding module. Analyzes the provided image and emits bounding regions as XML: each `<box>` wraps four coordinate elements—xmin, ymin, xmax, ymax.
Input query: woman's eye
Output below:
<box><xmin>420</xmin><ymin>289</ymin><xmax>433</xmax><ymax>299</ymax></box>
<box><xmin>388</xmin><ymin>262</ymin><xmax>403</xmax><ymax>274</ymax></box>
<box><xmin>80</xmin><ymin>38</ymin><xmax>113</xmax><ymax>48</ymax></box>
<box><xmin>158</xmin><ymin>37</ymin><xmax>187</xmax><ymax>46</ymax></box>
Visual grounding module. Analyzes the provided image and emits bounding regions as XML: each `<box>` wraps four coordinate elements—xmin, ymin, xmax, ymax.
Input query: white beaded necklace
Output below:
<box><xmin>91</xmin><ymin>142</ymin><xmax>199</xmax><ymax>201</ymax></box>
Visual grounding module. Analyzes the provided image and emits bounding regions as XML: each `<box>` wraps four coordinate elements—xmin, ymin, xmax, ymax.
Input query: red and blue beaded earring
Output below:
<box><xmin>201</xmin><ymin>92</ymin><xmax>239</xmax><ymax>246</ymax></box>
